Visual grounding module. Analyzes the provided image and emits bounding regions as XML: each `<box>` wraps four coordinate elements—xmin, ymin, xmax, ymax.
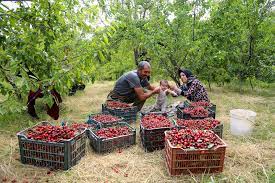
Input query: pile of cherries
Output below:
<box><xmin>176</xmin><ymin>118</ymin><xmax>220</xmax><ymax>130</ymax></box>
<box><xmin>183</xmin><ymin>107</ymin><xmax>209</xmax><ymax>117</ymax></box>
<box><xmin>106</xmin><ymin>101</ymin><xmax>131</xmax><ymax>109</ymax></box>
<box><xmin>91</xmin><ymin>114</ymin><xmax>121</xmax><ymax>123</ymax></box>
<box><xmin>166</xmin><ymin>129</ymin><xmax>223</xmax><ymax>149</ymax></box>
<box><xmin>96</xmin><ymin>126</ymin><xmax>131</xmax><ymax>139</ymax></box>
<box><xmin>141</xmin><ymin>114</ymin><xmax>172</xmax><ymax>129</ymax></box>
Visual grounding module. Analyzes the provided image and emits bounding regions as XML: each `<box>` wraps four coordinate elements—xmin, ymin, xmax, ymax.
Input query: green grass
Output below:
<box><xmin>0</xmin><ymin>101</ymin><xmax>49</xmax><ymax>134</ymax></box>
<box><xmin>0</xmin><ymin>81</ymin><xmax>274</xmax><ymax>183</ymax></box>
<box><xmin>269</xmin><ymin>166</ymin><xmax>275</xmax><ymax>182</ymax></box>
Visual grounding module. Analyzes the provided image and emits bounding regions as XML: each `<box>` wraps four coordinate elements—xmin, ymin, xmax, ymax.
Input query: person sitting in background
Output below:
<box><xmin>173</xmin><ymin>69</ymin><xmax>210</xmax><ymax>102</ymax></box>
<box><xmin>151</xmin><ymin>80</ymin><xmax>178</xmax><ymax>112</ymax></box>
<box><xmin>107</xmin><ymin>61</ymin><xmax>160</xmax><ymax>111</ymax></box>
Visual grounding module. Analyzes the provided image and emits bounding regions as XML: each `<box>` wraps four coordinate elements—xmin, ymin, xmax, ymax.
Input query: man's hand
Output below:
<box><xmin>147</xmin><ymin>84</ymin><xmax>156</xmax><ymax>91</ymax></box>
<box><xmin>152</xmin><ymin>86</ymin><xmax>160</xmax><ymax>94</ymax></box>
<box><xmin>134</xmin><ymin>87</ymin><xmax>158</xmax><ymax>101</ymax></box>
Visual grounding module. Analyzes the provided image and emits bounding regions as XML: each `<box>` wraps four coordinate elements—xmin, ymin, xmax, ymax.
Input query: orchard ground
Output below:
<box><xmin>0</xmin><ymin>81</ymin><xmax>274</xmax><ymax>183</ymax></box>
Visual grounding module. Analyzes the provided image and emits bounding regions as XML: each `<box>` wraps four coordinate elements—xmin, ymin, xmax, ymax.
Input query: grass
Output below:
<box><xmin>0</xmin><ymin>81</ymin><xmax>274</xmax><ymax>183</ymax></box>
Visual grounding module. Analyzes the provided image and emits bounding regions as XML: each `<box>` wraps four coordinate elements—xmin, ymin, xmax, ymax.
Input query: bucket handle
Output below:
<box><xmin>231</xmin><ymin>114</ymin><xmax>256</xmax><ymax>123</ymax></box>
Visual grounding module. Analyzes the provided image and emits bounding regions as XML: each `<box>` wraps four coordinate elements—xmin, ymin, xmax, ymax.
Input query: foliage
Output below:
<box><xmin>0</xmin><ymin>0</ymin><xmax>274</xmax><ymax>114</ymax></box>
<box><xmin>0</xmin><ymin>0</ymin><xmax>108</xmax><ymax>114</ymax></box>
<box><xmin>97</xmin><ymin>0</ymin><xmax>274</xmax><ymax>88</ymax></box>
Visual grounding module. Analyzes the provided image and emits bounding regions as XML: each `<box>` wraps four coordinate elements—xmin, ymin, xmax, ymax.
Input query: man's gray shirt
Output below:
<box><xmin>113</xmin><ymin>70</ymin><xmax>149</xmax><ymax>98</ymax></box>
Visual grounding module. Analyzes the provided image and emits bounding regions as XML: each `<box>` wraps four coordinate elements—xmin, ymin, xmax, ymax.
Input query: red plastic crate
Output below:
<box><xmin>164</xmin><ymin>131</ymin><xmax>226</xmax><ymax>176</ymax></box>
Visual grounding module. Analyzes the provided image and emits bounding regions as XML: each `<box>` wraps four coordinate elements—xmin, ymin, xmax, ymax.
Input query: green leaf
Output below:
<box><xmin>103</xmin><ymin>34</ymin><xmax>109</xmax><ymax>44</ymax></box>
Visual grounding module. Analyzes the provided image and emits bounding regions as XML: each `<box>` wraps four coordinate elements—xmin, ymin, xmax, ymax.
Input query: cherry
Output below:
<box><xmin>141</xmin><ymin>114</ymin><xmax>172</xmax><ymax>129</ymax></box>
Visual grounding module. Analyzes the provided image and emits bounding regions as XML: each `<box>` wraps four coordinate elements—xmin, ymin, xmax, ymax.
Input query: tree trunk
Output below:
<box><xmin>249</xmin><ymin>78</ymin><xmax>254</xmax><ymax>90</ymax></box>
<box><xmin>239</xmin><ymin>78</ymin><xmax>244</xmax><ymax>94</ymax></box>
<box><xmin>134</xmin><ymin>48</ymin><xmax>139</xmax><ymax>66</ymax></box>
<box><xmin>208</xmin><ymin>78</ymin><xmax>212</xmax><ymax>91</ymax></box>
<box><xmin>168</xmin><ymin>73</ymin><xmax>180</xmax><ymax>87</ymax></box>
<box><xmin>143</xmin><ymin>9</ymin><xmax>147</xmax><ymax>19</ymax></box>
<box><xmin>192</xmin><ymin>11</ymin><xmax>196</xmax><ymax>41</ymax></box>
<box><xmin>169</xmin><ymin>57</ymin><xmax>179</xmax><ymax>71</ymax></box>
<box><xmin>0</xmin><ymin>68</ymin><xmax>22</xmax><ymax>100</ymax></box>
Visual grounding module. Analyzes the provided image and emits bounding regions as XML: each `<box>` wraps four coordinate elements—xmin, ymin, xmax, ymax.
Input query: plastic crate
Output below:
<box><xmin>164</xmin><ymin>131</ymin><xmax>226</xmax><ymax>176</ymax></box>
<box><xmin>212</xmin><ymin>124</ymin><xmax>223</xmax><ymax>139</ymax></box>
<box><xmin>140</xmin><ymin>111</ymin><xmax>169</xmax><ymax>118</ymax></box>
<box><xmin>17</xmin><ymin>121</ymin><xmax>87</xmax><ymax>170</ymax></box>
<box><xmin>174</xmin><ymin>118</ymin><xmax>223</xmax><ymax>139</ymax></box>
<box><xmin>102</xmin><ymin>103</ymin><xmax>138</xmax><ymax>123</ymax></box>
<box><xmin>140</xmin><ymin>114</ymin><xmax>174</xmax><ymax>152</ymax></box>
<box><xmin>87</xmin><ymin>122</ymin><xmax>136</xmax><ymax>153</ymax></box>
<box><xmin>176</xmin><ymin>106</ymin><xmax>215</xmax><ymax>120</ymax></box>
<box><xmin>87</xmin><ymin>113</ymin><xmax>124</xmax><ymax>128</ymax></box>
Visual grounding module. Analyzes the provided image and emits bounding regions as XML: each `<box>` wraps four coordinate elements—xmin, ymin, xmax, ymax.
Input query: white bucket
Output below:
<box><xmin>230</xmin><ymin>109</ymin><xmax>257</xmax><ymax>136</ymax></box>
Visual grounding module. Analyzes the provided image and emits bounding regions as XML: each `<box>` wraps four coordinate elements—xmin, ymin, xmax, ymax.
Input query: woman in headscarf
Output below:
<box><xmin>173</xmin><ymin>68</ymin><xmax>210</xmax><ymax>102</ymax></box>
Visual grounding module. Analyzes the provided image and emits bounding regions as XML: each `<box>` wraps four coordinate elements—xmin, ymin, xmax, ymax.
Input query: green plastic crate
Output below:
<box><xmin>87</xmin><ymin>122</ymin><xmax>136</xmax><ymax>153</ymax></box>
<box><xmin>17</xmin><ymin>121</ymin><xmax>87</xmax><ymax>170</ymax></box>
<box><xmin>87</xmin><ymin>112</ymin><xmax>124</xmax><ymax>128</ymax></box>
<box><xmin>140</xmin><ymin>113</ymin><xmax>174</xmax><ymax>152</ymax></box>
<box><xmin>182</xmin><ymin>100</ymin><xmax>217</xmax><ymax>114</ymax></box>
<box><xmin>102</xmin><ymin>103</ymin><xmax>138</xmax><ymax>123</ymax></box>
<box><xmin>176</xmin><ymin>106</ymin><xmax>215</xmax><ymax>119</ymax></box>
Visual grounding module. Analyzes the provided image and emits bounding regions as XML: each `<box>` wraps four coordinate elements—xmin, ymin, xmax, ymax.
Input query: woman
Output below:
<box><xmin>174</xmin><ymin>69</ymin><xmax>210</xmax><ymax>102</ymax></box>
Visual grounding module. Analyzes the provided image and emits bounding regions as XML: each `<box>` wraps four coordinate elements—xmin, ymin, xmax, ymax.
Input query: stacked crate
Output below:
<box><xmin>164</xmin><ymin>100</ymin><xmax>226</xmax><ymax>175</ymax></box>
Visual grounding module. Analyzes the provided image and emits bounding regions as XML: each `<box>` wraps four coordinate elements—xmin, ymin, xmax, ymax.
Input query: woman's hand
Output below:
<box><xmin>168</xmin><ymin>84</ymin><xmax>177</xmax><ymax>90</ymax></box>
<box><xmin>166</xmin><ymin>89</ymin><xmax>178</xmax><ymax>97</ymax></box>
<box><xmin>180</xmin><ymin>85</ymin><xmax>188</xmax><ymax>92</ymax></box>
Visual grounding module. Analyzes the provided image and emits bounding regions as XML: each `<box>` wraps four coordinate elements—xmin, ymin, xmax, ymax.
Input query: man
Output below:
<box><xmin>107</xmin><ymin>61</ymin><xmax>160</xmax><ymax>111</ymax></box>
